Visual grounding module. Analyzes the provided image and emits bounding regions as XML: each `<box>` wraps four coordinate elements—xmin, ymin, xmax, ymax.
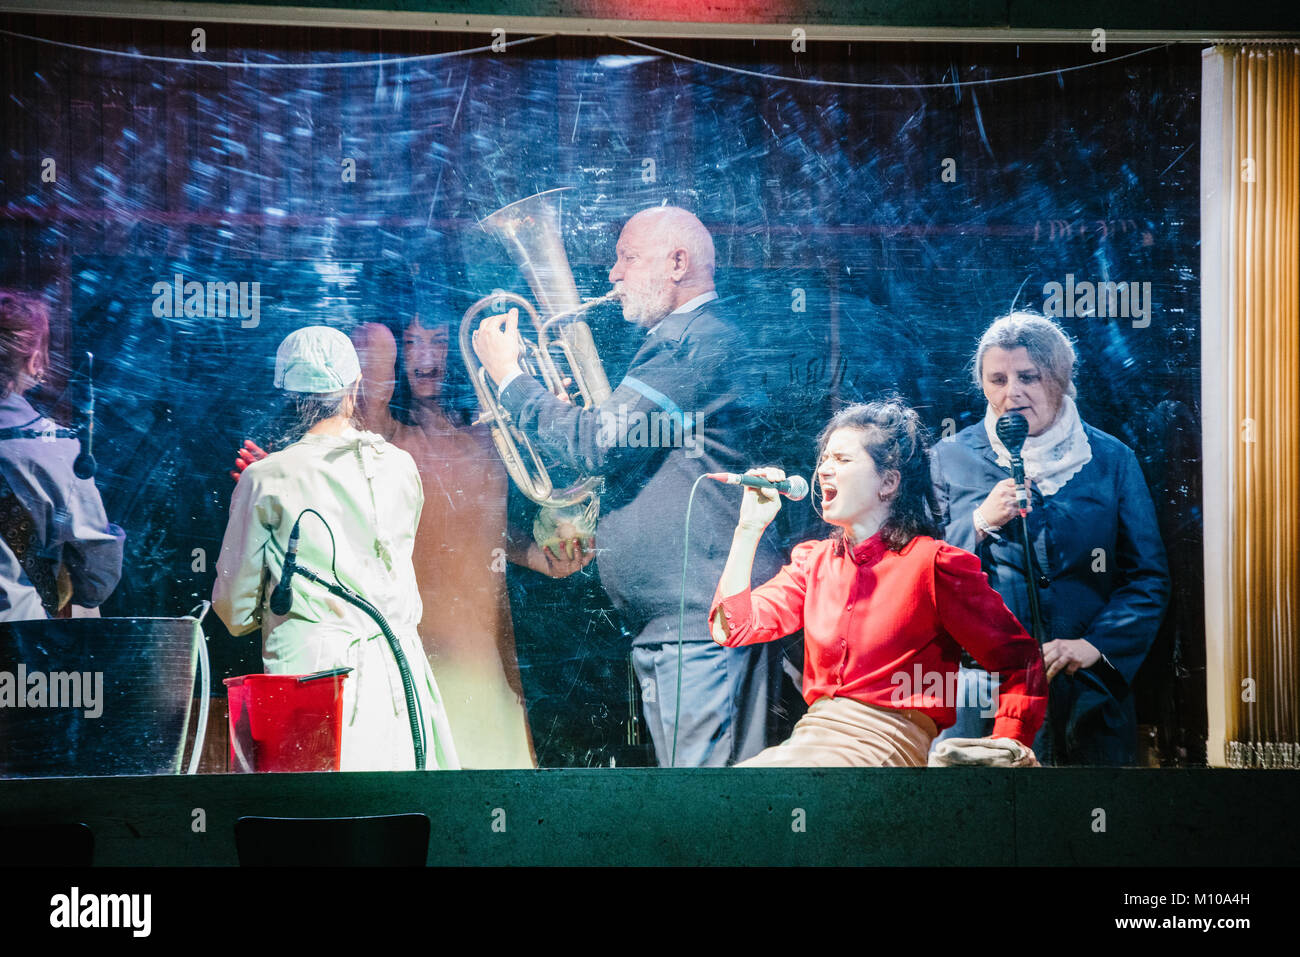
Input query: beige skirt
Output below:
<box><xmin>737</xmin><ymin>695</ymin><xmax>938</xmax><ymax>767</ymax></box>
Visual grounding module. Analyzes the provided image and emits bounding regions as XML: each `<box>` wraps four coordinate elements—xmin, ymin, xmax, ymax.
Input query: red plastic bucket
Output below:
<box><xmin>224</xmin><ymin>671</ymin><xmax>348</xmax><ymax>772</ymax></box>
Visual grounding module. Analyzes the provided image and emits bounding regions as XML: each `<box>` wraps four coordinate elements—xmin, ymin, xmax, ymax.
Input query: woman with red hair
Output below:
<box><xmin>0</xmin><ymin>290</ymin><xmax>122</xmax><ymax>620</ymax></box>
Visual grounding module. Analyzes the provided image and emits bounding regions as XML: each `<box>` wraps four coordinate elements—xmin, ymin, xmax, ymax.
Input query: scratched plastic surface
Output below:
<box><xmin>0</xmin><ymin>19</ymin><xmax>1203</xmax><ymax>769</ymax></box>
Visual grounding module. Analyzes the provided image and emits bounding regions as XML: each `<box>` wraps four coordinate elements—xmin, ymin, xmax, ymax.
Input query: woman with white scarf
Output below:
<box><xmin>931</xmin><ymin>313</ymin><xmax>1170</xmax><ymax>766</ymax></box>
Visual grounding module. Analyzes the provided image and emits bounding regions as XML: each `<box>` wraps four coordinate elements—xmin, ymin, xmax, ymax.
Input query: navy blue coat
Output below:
<box><xmin>932</xmin><ymin>420</ymin><xmax>1170</xmax><ymax>765</ymax></box>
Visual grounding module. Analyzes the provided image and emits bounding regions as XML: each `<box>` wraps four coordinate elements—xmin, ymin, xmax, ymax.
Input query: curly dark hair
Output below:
<box><xmin>815</xmin><ymin>397</ymin><xmax>940</xmax><ymax>552</ymax></box>
<box><xmin>0</xmin><ymin>290</ymin><xmax>50</xmax><ymax>399</ymax></box>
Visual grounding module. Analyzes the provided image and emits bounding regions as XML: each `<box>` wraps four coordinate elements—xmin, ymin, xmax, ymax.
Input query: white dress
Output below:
<box><xmin>212</xmin><ymin>427</ymin><xmax>458</xmax><ymax>771</ymax></box>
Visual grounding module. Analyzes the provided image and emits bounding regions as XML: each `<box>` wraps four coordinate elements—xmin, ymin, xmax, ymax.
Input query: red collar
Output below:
<box><xmin>833</xmin><ymin>532</ymin><xmax>890</xmax><ymax>566</ymax></box>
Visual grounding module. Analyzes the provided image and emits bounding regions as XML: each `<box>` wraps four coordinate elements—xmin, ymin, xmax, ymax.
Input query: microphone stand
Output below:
<box><xmin>1004</xmin><ymin>446</ymin><xmax>1126</xmax><ymax>703</ymax></box>
<box><xmin>1007</xmin><ymin>447</ymin><xmax>1048</xmax><ymax>650</ymax></box>
<box><xmin>72</xmin><ymin>352</ymin><xmax>96</xmax><ymax>480</ymax></box>
<box><xmin>290</xmin><ymin>562</ymin><xmax>428</xmax><ymax>770</ymax></box>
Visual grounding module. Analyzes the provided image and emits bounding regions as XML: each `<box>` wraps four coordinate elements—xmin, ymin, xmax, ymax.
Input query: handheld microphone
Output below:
<box><xmin>995</xmin><ymin>412</ymin><xmax>1031</xmax><ymax>516</ymax></box>
<box><xmin>269</xmin><ymin>518</ymin><xmax>302</xmax><ymax>616</ymax></box>
<box><xmin>72</xmin><ymin>352</ymin><xmax>96</xmax><ymax>480</ymax></box>
<box><xmin>706</xmin><ymin>472</ymin><xmax>810</xmax><ymax>501</ymax></box>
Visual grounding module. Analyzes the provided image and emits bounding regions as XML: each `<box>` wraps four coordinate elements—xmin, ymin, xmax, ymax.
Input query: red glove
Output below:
<box><xmin>230</xmin><ymin>439</ymin><xmax>268</xmax><ymax>482</ymax></box>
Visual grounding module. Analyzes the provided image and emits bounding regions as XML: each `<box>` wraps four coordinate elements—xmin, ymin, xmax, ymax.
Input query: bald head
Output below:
<box><xmin>624</xmin><ymin>207</ymin><xmax>716</xmax><ymax>284</ymax></box>
<box><xmin>609</xmin><ymin>206</ymin><xmax>716</xmax><ymax>326</ymax></box>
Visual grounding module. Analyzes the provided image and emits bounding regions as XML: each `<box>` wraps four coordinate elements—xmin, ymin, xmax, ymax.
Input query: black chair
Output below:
<box><xmin>0</xmin><ymin>822</ymin><xmax>94</xmax><ymax>866</ymax></box>
<box><xmin>234</xmin><ymin>813</ymin><xmax>430</xmax><ymax>866</ymax></box>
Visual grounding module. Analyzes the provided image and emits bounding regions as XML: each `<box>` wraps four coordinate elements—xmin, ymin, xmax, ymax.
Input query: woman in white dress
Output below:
<box><xmin>213</xmin><ymin>326</ymin><xmax>457</xmax><ymax>771</ymax></box>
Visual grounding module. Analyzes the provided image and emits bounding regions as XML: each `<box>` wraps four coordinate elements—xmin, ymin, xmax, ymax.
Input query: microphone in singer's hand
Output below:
<box><xmin>706</xmin><ymin>472</ymin><xmax>810</xmax><ymax>501</ymax></box>
<box><xmin>269</xmin><ymin>519</ymin><xmax>302</xmax><ymax>615</ymax></box>
<box><xmin>994</xmin><ymin>412</ymin><xmax>1031</xmax><ymax>516</ymax></box>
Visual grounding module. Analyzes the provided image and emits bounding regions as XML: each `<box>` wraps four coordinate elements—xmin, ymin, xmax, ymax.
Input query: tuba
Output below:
<box><xmin>460</xmin><ymin>188</ymin><xmax>617</xmax><ymax>545</ymax></box>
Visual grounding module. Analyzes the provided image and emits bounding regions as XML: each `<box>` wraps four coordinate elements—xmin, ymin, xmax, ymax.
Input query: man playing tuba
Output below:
<box><xmin>473</xmin><ymin>205</ymin><xmax>785</xmax><ymax>767</ymax></box>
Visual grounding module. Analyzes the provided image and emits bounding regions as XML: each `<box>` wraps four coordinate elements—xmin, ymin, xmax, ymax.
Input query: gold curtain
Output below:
<box><xmin>1214</xmin><ymin>45</ymin><xmax>1300</xmax><ymax>768</ymax></box>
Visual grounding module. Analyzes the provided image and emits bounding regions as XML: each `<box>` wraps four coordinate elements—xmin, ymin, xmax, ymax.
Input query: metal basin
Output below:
<box><xmin>0</xmin><ymin>613</ymin><xmax>208</xmax><ymax>777</ymax></box>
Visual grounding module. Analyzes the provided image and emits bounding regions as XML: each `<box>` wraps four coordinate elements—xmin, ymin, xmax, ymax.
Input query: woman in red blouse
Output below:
<box><xmin>710</xmin><ymin>398</ymin><xmax>1047</xmax><ymax>766</ymax></box>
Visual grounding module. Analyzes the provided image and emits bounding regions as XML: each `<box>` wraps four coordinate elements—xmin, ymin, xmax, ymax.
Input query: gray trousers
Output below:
<box><xmin>632</xmin><ymin>620</ymin><xmax>781</xmax><ymax>767</ymax></box>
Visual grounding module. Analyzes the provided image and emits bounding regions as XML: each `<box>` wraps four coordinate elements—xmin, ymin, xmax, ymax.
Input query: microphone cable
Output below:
<box><xmin>278</xmin><ymin>508</ymin><xmax>429</xmax><ymax>769</ymax></box>
<box><xmin>282</xmin><ymin>507</ymin><xmax>338</xmax><ymax>590</ymax></box>
<box><xmin>670</xmin><ymin>470</ymin><xmax>804</xmax><ymax>767</ymax></box>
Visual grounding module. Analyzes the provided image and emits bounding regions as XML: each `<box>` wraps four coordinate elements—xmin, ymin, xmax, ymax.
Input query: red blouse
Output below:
<box><xmin>711</xmin><ymin>533</ymin><xmax>1047</xmax><ymax>745</ymax></box>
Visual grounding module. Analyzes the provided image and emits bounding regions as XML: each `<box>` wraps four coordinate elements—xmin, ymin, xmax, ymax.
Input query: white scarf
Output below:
<box><xmin>984</xmin><ymin>394</ymin><xmax>1092</xmax><ymax>496</ymax></box>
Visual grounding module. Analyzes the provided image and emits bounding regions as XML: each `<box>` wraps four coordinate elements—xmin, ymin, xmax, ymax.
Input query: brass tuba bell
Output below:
<box><xmin>460</xmin><ymin>188</ymin><xmax>616</xmax><ymax>544</ymax></box>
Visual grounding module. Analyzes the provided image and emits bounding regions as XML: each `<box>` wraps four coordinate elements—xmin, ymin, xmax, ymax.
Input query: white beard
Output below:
<box><xmin>619</xmin><ymin>279</ymin><xmax>676</xmax><ymax>326</ymax></box>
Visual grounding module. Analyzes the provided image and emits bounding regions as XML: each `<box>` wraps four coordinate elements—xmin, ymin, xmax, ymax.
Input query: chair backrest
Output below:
<box><xmin>234</xmin><ymin>814</ymin><xmax>431</xmax><ymax>867</ymax></box>
<box><xmin>0</xmin><ymin>821</ymin><xmax>94</xmax><ymax>866</ymax></box>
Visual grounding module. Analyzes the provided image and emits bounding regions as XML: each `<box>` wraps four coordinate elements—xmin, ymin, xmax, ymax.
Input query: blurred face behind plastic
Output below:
<box><xmin>404</xmin><ymin>320</ymin><xmax>449</xmax><ymax>402</ymax></box>
<box><xmin>980</xmin><ymin>345</ymin><xmax>1064</xmax><ymax>438</ymax></box>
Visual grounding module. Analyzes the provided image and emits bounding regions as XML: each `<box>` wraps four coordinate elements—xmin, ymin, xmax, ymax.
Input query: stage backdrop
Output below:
<box><xmin>0</xmin><ymin>15</ymin><xmax>1202</xmax><ymax>767</ymax></box>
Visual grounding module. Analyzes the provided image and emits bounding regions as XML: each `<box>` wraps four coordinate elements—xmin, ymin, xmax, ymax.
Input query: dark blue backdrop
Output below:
<box><xmin>0</xmin><ymin>17</ymin><xmax>1203</xmax><ymax>765</ymax></box>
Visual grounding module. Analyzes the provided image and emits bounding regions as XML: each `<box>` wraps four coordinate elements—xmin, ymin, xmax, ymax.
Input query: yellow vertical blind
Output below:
<box><xmin>1224</xmin><ymin>45</ymin><xmax>1299</xmax><ymax>768</ymax></box>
